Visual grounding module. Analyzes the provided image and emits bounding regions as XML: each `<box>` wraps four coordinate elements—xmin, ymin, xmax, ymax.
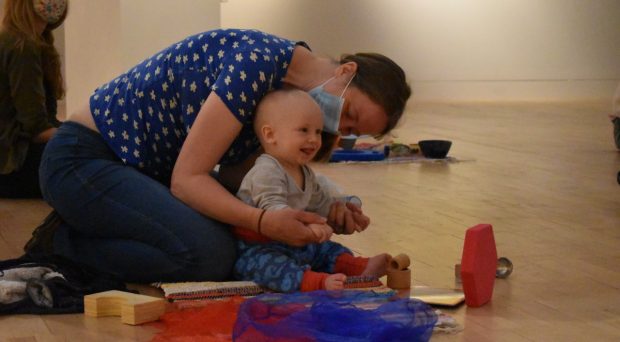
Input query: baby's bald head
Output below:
<box><xmin>254</xmin><ymin>89</ymin><xmax>323</xmax><ymax>144</ymax></box>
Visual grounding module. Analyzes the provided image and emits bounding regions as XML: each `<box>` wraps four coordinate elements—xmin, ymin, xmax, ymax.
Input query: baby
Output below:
<box><xmin>233</xmin><ymin>89</ymin><xmax>389</xmax><ymax>292</ymax></box>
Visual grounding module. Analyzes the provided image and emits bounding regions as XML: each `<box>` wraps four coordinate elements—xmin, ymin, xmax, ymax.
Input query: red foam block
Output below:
<box><xmin>460</xmin><ymin>224</ymin><xmax>497</xmax><ymax>307</ymax></box>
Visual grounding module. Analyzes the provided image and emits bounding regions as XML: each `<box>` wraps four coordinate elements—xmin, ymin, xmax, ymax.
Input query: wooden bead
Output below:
<box><xmin>390</xmin><ymin>253</ymin><xmax>411</xmax><ymax>270</ymax></box>
<box><xmin>387</xmin><ymin>268</ymin><xmax>411</xmax><ymax>289</ymax></box>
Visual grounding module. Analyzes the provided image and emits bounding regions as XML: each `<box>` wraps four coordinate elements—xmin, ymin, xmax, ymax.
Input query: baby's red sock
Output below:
<box><xmin>334</xmin><ymin>253</ymin><xmax>369</xmax><ymax>276</ymax></box>
<box><xmin>300</xmin><ymin>270</ymin><xmax>329</xmax><ymax>292</ymax></box>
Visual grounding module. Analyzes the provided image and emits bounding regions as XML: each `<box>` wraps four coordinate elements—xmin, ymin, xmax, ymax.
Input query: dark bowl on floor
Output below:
<box><xmin>339</xmin><ymin>136</ymin><xmax>357</xmax><ymax>150</ymax></box>
<box><xmin>418</xmin><ymin>140</ymin><xmax>452</xmax><ymax>159</ymax></box>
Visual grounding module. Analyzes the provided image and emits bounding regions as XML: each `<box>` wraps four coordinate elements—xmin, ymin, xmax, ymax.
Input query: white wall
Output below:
<box><xmin>118</xmin><ymin>0</ymin><xmax>220</xmax><ymax>69</ymax></box>
<box><xmin>64</xmin><ymin>0</ymin><xmax>220</xmax><ymax>115</ymax></box>
<box><xmin>222</xmin><ymin>0</ymin><xmax>620</xmax><ymax>102</ymax></box>
<box><xmin>4</xmin><ymin>0</ymin><xmax>619</xmax><ymax>104</ymax></box>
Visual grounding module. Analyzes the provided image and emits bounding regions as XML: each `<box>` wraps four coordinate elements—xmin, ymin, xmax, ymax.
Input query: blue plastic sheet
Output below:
<box><xmin>233</xmin><ymin>290</ymin><xmax>437</xmax><ymax>341</ymax></box>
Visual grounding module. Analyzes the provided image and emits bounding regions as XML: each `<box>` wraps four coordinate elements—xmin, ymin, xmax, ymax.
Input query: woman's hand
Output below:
<box><xmin>260</xmin><ymin>208</ymin><xmax>326</xmax><ymax>246</ymax></box>
<box><xmin>307</xmin><ymin>223</ymin><xmax>334</xmax><ymax>243</ymax></box>
<box><xmin>327</xmin><ymin>201</ymin><xmax>370</xmax><ymax>234</ymax></box>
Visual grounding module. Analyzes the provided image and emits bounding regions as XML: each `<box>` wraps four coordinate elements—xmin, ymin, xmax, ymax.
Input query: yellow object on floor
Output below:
<box><xmin>84</xmin><ymin>290</ymin><xmax>166</xmax><ymax>325</ymax></box>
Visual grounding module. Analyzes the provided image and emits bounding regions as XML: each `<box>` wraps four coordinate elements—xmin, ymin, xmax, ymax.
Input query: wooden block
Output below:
<box><xmin>390</xmin><ymin>253</ymin><xmax>410</xmax><ymax>270</ymax></box>
<box><xmin>387</xmin><ymin>253</ymin><xmax>412</xmax><ymax>289</ymax></box>
<box><xmin>84</xmin><ymin>290</ymin><xmax>166</xmax><ymax>325</ymax></box>
<box><xmin>387</xmin><ymin>268</ymin><xmax>411</xmax><ymax>289</ymax></box>
<box><xmin>460</xmin><ymin>224</ymin><xmax>497</xmax><ymax>307</ymax></box>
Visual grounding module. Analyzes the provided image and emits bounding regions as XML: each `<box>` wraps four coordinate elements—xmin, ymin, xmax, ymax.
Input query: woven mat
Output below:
<box><xmin>153</xmin><ymin>276</ymin><xmax>384</xmax><ymax>302</ymax></box>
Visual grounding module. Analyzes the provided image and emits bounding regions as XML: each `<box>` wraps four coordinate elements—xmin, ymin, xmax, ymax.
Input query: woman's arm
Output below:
<box><xmin>171</xmin><ymin>92</ymin><xmax>323</xmax><ymax>246</ymax></box>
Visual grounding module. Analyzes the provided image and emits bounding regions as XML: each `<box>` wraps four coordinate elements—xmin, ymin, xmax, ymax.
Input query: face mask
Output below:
<box><xmin>308</xmin><ymin>75</ymin><xmax>354</xmax><ymax>135</ymax></box>
<box><xmin>33</xmin><ymin>0</ymin><xmax>67</xmax><ymax>24</ymax></box>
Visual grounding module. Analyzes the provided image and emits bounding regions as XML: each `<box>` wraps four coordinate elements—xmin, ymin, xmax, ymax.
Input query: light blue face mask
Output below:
<box><xmin>308</xmin><ymin>75</ymin><xmax>355</xmax><ymax>134</ymax></box>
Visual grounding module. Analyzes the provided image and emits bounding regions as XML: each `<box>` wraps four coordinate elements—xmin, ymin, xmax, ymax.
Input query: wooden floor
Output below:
<box><xmin>1</xmin><ymin>101</ymin><xmax>618</xmax><ymax>341</ymax></box>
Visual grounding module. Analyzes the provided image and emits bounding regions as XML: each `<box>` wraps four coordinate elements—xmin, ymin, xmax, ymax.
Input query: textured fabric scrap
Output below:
<box><xmin>0</xmin><ymin>255</ymin><xmax>128</xmax><ymax>315</ymax></box>
<box><xmin>0</xmin><ymin>266</ymin><xmax>63</xmax><ymax>304</ymax></box>
<box><xmin>233</xmin><ymin>290</ymin><xmax>438</xmax><ymax>341</ymax></box>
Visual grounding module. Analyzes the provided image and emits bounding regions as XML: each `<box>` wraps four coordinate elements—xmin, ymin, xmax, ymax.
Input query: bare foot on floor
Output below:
<box><xmin>361</xmin><ymin>253</ymin><xmax>391</xmax><ymax>278</ymax></box>
<box><xmin>324</xmin><ymin>273</ymin><xmax>347</xmax><ymax>290</ymax></box>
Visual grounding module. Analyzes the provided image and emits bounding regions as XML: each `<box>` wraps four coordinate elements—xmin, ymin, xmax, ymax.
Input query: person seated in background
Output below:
<box><xmin>232</xmin><ymin>89</ymin><xmax>390</xmax><ymax>292</ymax></box>
<box><xmin>0</xmin><ymin>0</ymin><xmax>67</xmax><ymax>198</ymax></box>
<box><xmin>610</xmin><ymin>83</ymin><xmax>620</xmax><ymax>185</ymax></box>
<box><xmin>610</xmin><ymin>82</ymin><xmax>620</xmax><ymax>150</ymax></box>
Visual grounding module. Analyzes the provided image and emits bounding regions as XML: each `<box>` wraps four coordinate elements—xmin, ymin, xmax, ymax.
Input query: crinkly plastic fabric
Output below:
<box><xmin>151</xmin><ymin>296</ymin><xmax>245</xmax><ymax>342</ymax></box>
<box><xmin>233</xmin><ymin>290</ymin><xmax>437</xmax><ymax>342</ymax></box>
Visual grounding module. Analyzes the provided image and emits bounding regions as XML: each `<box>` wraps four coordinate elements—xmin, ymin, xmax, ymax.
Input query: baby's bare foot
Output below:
<box><xmin>324</xmin><ymin>273</ymin><xmax>347</xmax><ymax>290</ymax></box>
<box><xmin>361</xmin><ymin>253</ymin><xmax>391</xmax><ymax>277</ymax></box>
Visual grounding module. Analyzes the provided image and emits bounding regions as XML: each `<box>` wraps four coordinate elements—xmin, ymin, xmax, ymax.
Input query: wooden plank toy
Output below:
<box><xmin>460</xmin><ymin>224</ymin><xmax>497</xmax><ymax>307</ymax></box>
<box><xmin>84</xmin><ymin>290</ymin><xmax>166</xmax><ymax>325</ymax></box>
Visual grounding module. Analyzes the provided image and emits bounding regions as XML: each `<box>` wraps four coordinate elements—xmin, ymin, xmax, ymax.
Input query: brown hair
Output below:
<box><xmin>1</xmin><ymin>0</ymin><xmax>68</xmax><ymax>99</ymax></box>
<box><xmin>312</xmin><ymin>132</ymin><xmax>338</xmax><ymax>162</ymax></box>
<box><xmin>340</xmin><ymin>53</ymin><xmax>411</xmax><ymax>136</ymax></box>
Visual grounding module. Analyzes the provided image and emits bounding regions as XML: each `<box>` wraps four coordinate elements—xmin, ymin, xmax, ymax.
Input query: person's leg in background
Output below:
<box><xmin>38</xmin><ymin>122</ymin><xmax>236</xmax><ymax>283</ymax></box>
<box><xmin>0</xmin><ymin>143</ymin><xmax>46</xmax><ymax>198</ymax></box>
<box><xmin>611</xmin><ymin>83</ymin><xmax>620</xmax><ymax>184</ymax></box>
<box><xmin>613</xmin><ymin>116</ymin><xmax>620</xmax><ymax>150</ymax></box>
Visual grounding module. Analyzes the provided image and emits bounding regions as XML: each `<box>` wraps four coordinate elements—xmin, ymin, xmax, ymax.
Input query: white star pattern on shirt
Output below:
<box><xmin>89</xmin><ymin>29</ymin><xmax>296</xmax><ymax>181</ymax></box>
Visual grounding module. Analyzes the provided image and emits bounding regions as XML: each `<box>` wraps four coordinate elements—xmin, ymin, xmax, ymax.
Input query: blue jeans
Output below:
<box><xmin>39</xmin><ymin>121</ymin><xmax>236</xmax><ymax>283</ymax></box>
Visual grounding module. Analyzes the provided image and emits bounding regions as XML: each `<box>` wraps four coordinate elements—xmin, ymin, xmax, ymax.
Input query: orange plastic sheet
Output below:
<box><xmin>150</xmin><ymin>296</ymin><xmax>245</xmax><ymax>342</ymax></box>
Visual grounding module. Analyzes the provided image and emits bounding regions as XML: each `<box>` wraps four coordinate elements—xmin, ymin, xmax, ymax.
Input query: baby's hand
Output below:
<box><xmin>307</xmin><ymin>223</ymin><xmax>333</xmax><ymax>243</ymax></box>
<box><xmin>328</xmin><ymin>201</ymin><xmax>370</xmax><ymax>234</ymax></box>
<box><xmin>323</xmin><ymin>273</ymin><xmax>346</xmax><ymax>290</ymax></box>
<box><xmin>347</xmin><ymin>202</ymin><xmax>370</xmax><ymax>232</ymax></box>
